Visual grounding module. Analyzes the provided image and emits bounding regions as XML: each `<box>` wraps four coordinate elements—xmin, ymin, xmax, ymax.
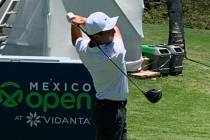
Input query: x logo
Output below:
<box><xmin>0</xmin><ymin>82</ymin><xmax>23</xmax><ymax>108</ymax></box>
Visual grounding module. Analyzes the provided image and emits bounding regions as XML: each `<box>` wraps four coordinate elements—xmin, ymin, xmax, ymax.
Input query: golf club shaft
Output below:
<box><xmin>78</xmin><ymin>25</ymin><xmax>170</xmax><ymax>73</ymax></box>
<box><xmin>97</xmin><ymin>46</ymin><xmax>145</xmax><ymax>94</ymax></box>
<box><xmin>77</xmin><ymin>25</ymin><xmax>146</xmax><ymax>94</ymax></box>
<box><xmin>185</xmin><ymin>57</ymin><xmax>210</xmax><ymax>68</ymax></box>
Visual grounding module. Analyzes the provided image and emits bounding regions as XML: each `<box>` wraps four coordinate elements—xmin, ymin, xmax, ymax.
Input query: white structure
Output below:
<box><xmin>1</xmin><ymin>0</ymin><xmax>145</xmax><ymax>72</ymax></box>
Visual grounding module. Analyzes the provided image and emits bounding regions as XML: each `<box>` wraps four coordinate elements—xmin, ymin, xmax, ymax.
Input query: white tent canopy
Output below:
<box><xmin>62</xmin><ymin>0</ymin><xmax>145</xmax><ymax>71</ymax></box>
<box><xmin>3</xmin><ymin>0</ymin><xmax>48</xmax><ymax>56</ymax></box>
<box><xmin>2</xmin><ymin>0</ymin><xmax>145</xmax><ymax>71</ymax></box>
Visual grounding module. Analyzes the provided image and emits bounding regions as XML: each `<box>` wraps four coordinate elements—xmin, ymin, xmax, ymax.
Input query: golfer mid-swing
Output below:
<box><xmin>68</xmin><ymin>11</ymin><xmax>128</xmax><ymax>140</ymax></box>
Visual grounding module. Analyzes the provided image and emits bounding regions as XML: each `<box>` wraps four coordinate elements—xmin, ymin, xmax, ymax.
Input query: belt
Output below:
<box><xmin>96</xmin><ymin>99</ymin><xmax>127</xmax><ymax>107</ymax></box>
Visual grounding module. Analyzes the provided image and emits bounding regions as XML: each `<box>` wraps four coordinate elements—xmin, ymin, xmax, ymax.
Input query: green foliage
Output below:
<box><xmin>143</xmin><ymin>0</ymin><xmax>210</xmax><ymax>30</ymax></box>
<box><xmin>144</xmin><ymin>0</ymin><xmax>168</xmax><ymax>24</ymax></box>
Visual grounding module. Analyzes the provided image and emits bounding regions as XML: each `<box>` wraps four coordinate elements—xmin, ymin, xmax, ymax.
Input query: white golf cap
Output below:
<box><xmin>84</xmin><ymin>12</ymin><xmax>119</xmax><ymax>35</ymax></box>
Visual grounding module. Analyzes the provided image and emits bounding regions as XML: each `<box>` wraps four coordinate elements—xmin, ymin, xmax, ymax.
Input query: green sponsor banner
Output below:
<box><xmin>0</xmin><ymin>62</ymin><xmax>96</xmax><ymax>140</ymax></box>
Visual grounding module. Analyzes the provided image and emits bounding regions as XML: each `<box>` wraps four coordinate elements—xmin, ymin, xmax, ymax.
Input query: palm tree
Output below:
<box><xmin>167</xmin><ymin>0</ymin><xmax>186</xmax><ymax>55</ymax></box>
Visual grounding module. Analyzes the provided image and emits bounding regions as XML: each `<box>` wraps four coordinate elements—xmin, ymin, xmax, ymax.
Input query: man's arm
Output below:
<box><xmin>71</xmin><ymin>24</ymin><xmax>82</xmax><ymax>46</ymax></box>
<box><xmin>70</xmin><ymin>15</ymin><xmax>87</xmax><ymax>46</ymax></box>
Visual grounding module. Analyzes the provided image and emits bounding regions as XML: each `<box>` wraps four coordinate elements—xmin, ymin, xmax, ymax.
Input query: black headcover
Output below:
<box><xmin>144</xmin><ymin>89</ymin><xmax>162</xmax><ymax>103</ymax></box>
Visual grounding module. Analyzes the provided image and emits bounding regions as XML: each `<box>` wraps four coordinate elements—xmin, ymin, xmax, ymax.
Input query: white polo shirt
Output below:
<box><xmin>75</xmin><ymin>37</ymin><xmax>128</xmax><ymax>101</ymax></box>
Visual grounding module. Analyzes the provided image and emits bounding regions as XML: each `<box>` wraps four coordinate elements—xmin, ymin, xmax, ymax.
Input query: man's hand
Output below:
<box><xmin>66</xmin><ymin>12</ymin><xmax>76</xmax><ymax>22</ymax></box>
<box><xmin>67</xmin><ymin>12</ymin><xmax>86</xmax><ymax>26</ymax></box>
<box><xmin>67</xmin><ymin>12</ymin><xmax>86</xmax><ymax>46</ymax></box>
<box><xmin>71</xmin><ymin>16</ymin><xmax>86</xmax><ymax>26</ymax></box>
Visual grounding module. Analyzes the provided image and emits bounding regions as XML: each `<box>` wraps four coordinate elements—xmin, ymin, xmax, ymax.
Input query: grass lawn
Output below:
<box><xmin>127</xmin><ymin>24</ymin><xmax>210</xmax><ymax>140</ymax></box>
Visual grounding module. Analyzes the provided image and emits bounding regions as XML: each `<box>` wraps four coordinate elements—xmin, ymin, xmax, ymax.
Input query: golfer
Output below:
<box><xmin>69</xmin><ymin>11</ymin><xmax>128</xmax><ymax>140</ymax></box>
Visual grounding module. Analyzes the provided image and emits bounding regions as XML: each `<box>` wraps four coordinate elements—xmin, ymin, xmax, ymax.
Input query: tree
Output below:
<box><xmin>167</xmin><ymin>0</ymin><xmax>186</xmax><ymax>55</ymax></box>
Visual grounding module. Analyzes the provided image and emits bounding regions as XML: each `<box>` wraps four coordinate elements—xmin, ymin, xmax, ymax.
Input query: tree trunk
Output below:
<box><xmin>167</xmin><ymin>0</ymin><xmax>186</xmax><ymax>55</ymax></box>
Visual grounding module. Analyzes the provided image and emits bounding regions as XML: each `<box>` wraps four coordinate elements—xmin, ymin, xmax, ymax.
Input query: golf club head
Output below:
<box><xmin>144</xmin><ymin>88</ymin><xmax>162</xmax><ymax>103</ymax></box>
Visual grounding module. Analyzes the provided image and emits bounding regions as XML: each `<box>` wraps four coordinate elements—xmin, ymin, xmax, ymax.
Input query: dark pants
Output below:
<box><xmin>93</xmin><ymin>99</ymin><xmax>127</xmax><ymax>140</ymax></box>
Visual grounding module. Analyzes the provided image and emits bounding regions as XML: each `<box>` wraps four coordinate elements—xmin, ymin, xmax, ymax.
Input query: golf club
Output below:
<box><xmin>185</xmin><ymin>57</ymin><xmax>210</xmax><ymax>68</ymax></box>
<box><xmin>67</xmin><ymin>12</ymin><xmax>162</xmax><ymax>103</ymax></box>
